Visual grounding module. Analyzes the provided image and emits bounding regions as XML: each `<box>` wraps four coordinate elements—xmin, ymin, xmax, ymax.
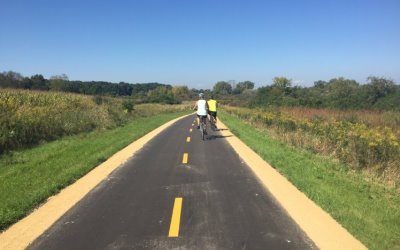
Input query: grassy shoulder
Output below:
<box><xmin>219</xmin><ymin>111</ymin><xmax>400</xmax><ymax>250</ymax></box>
<box><xmin>0</xmin><ymin>111</ymin><xmax>189</xmax><ymax>231</ymax></box>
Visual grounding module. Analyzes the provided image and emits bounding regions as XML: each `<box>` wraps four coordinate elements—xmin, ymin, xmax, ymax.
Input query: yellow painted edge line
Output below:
<box><xmin>186</xmin><ymin>137</ymin><xmax>191</xmax><ymax>142</ymax></box>
<box><xmin>217</xmin><ymin>119</ymin><xmax>367</xmax><ymax>250</ymax></box>
<box><xmin>168</xmin><ymin>197</ymin><xmax>183</xmax><ymax>237</ymax></box>
<box><xmin>0</xmin><ymin>113</ymin><xmax>193</xmax><ymax>250</ymax></box>
<box><xmin>182</xmin><ymin>153</ymin><xmax>188</xmax><ymax>164</ymax></box>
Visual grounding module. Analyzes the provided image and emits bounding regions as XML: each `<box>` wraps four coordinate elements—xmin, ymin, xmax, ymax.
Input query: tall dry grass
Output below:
<box><xmin>223</xmin><ymin>106</ymin><xmax>400</xmax><ymax>183</ymax></box>
<box><xmin>0</xmin><ymin>89</ymin><xmax>190</xmax><ymax>153</ymax></box>
<box><xmin>279</xmin><ymin>107</ymin><xmax>400</xmax><ymax>131</ymax></box>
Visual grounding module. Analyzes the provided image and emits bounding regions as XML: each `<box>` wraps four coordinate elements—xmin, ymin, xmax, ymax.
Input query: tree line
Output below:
<box><xmin>211</xmin><ymin>77</ymin><xmax>399</xmax><ymax>110</ymax></box>
<box><xmin>2</xmin><ymin>71</ymin><xmax>399</xmax><ymax>110</ymax></box>
<box><xmin>252</xmin><ymin>76</ymin><xmax>399</xmax><ymax>110</ymax></box>
<box><xmin>0</xmin><ymin>71</ymin><xmax>191</xmax><ymax>104</ymax></box>
<box><xmin>0</xmin><ymin>71</ymin><xmax>170</xmax><ymax>95</ymax></box>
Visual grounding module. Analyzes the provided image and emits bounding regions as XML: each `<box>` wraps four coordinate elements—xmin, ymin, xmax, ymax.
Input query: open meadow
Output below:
<box><xmin>0</xmin><ymin>89</ymin><xmax>189</xmax><ymax>153</ymax></box>
<box><xmin>223</xmin><ymin>105</ymin><xmax>400</xmax><ymax>185</ymax></box>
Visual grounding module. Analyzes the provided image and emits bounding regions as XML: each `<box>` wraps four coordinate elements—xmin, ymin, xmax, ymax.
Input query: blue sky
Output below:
<box><xmin>1</xmin><ymin>0</ymin><xmax>399</xmax><ymax>89</ymax></box>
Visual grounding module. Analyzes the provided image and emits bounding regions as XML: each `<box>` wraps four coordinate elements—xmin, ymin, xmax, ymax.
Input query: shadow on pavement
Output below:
<box><xmin>207</xmin><ymin>134</ymin><xmax>232</xmax><ymax>140</ymax></box>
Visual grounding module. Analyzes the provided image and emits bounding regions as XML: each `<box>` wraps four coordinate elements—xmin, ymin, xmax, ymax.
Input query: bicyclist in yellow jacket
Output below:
<box><xmin>207</xmin><ymin>95</ymin><xmax>218</xmax><ymax>128</ymax></box>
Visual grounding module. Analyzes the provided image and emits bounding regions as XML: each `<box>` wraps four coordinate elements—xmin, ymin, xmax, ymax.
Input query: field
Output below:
<box><xmin>219</xmin><ymin>110</ymin><xmax>400</xmax><ymax>250</ymax></box>
<box><xmin>0</xmin><ymin>89</ymin><xmax>189</xmax><ymax>153</ymax></box>
<box><xmin>279</xmin><ymin>106</ymin><xmax>400</xmax><ymax>130</ymax></box>
<box><xmin>222</xmin><ymin>106</ymin><xmax>400</xmax><ymax>185</ymax></box>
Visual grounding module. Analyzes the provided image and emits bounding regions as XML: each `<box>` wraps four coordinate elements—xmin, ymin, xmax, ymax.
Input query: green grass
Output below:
<box><xmin>219</xmin><ymin>111</ymin><xmax>400</xmax><ymax>250</ymax></box>
<box><xmin>0</xmin><ymin>111</ymin><xmax>189</xmax><ymax>231</ymax></box>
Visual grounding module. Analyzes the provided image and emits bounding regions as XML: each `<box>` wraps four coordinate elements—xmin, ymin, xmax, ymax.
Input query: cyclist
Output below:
<box><xmin>207</xmin><ymin>95</ymin><xmax>218</xmax><ymax>128</ymax></box>
<box><xmin>193</xmin><ymin>93</ymin><xmax>208</xmax><ymax>130</ymax></box>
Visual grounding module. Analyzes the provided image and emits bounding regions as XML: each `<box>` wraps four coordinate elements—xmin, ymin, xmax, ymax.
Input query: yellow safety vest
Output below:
<box><xmin>207</xmin><ymin>99</ymin><xmax>217</xmax><ymax>112</ymax></box>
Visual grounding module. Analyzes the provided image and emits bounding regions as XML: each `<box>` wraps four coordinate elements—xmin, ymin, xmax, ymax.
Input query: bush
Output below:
<box><xmin>122</xmin><ymin>99</ymin><xmax>134</xmax><ymax>113</ymax></box>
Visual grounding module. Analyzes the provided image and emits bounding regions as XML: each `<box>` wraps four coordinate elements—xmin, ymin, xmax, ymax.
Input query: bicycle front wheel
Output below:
<box><xmin>200</xmin><ymin>123</ymin><xmax>205</xmax><ymax>140</ymax></box>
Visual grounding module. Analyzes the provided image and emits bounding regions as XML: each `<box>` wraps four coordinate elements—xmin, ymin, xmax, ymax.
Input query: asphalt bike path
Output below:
<box><xmin>28</xmin><ymin>115</ymin><xmax>316</xmax><ymax>249</ymax></box>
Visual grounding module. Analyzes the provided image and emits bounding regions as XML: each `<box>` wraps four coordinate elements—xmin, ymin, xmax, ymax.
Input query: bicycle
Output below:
<box><xmin>209</xmin><ymin>114</ymin><xmax>217</xmax><ymax>131</ymax></box>
<box><xmin>199</xmin><ymin>115</ymin><xmax>208</xmax><ymax>140</ymax></box>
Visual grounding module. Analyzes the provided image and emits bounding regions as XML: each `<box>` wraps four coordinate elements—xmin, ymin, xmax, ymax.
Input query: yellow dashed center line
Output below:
<box><xmin>168</xmin><ymin>197</ymin><xmax>183</xmax><ymax>237</ymax></box>
<box><xmin>182</xmin><ymin>153</ymin><xmax>188</xmax><ymax>164</ymax></box>
<box><xmin>168</xmin><ymin>121</ymin><xmax>193</xmax><ymax>237</ymax></box>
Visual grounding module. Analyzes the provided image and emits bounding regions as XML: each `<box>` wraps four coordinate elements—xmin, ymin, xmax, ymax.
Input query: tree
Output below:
<box><xmin>272</xmin><ymin>77</ymin><xmax>292</xmax><ymax>89</ymax></box>
<box><xmin>0</xmin><ymin>71</ymin><xmax>23</xmax><ymax>88</ymax></box>
<box><xmin>365</xmin><ymin>76</ymin><xmax>395</xmax><ymax>104</ymax></box>
<box><xmin>213</xmin><ymin>81</ymin><xmax>232</xmax><ymax>96</ymax></box>
<box><xmin>117</xmin><ymin>82</ymin><xmax>133</xmax><ymax>96</ymax></box>
<box><xmin>326</xmin><ymin>77</ymin><xmax>360</xmax><ymax>109</ymax></box>
<box><xmin>49</xmin><ymin>74</ymin><xmax>69</xmax><ymax>91</ymax></box>
<box><xmin>147</xmin><ymin>86</ymin><xmax>179</xmax><ymax>104</ymax></box>
<box><xmin>233</xmin><ymin>81</ymin><xmax>255</xmax><ymax>94</ymax></box>
<box><xmin>313</xmin><ymin>80</ymin><xmax>328</xmax><ymax>88</ymax></box>
<box><xmin>307</xmin><ymin>81</ymin><xmax>329</xmax><ymax>107</ymax></box>
<box><xmin>30</xmin><ymin>74</ymin><xmax>48</xmax><ymax>90</ymax></box>
<box><xmin>171</xmin><ymin>86</ymin><xmax>190</xmax><ymax>101</ymax></box>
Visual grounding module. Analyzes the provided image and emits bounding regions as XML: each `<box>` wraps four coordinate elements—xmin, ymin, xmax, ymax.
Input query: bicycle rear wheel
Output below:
<box><xmin>210</xmin><ymin>121</ymin><xmax>215</xmax><ymax>131</ymax></box>
<box><xmin>200</xmin><ymin>122</ymin><xmax>205</xmax><ymax>140</ymax></box>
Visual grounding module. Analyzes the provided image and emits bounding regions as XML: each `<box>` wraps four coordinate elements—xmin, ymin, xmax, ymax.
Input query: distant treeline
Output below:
<box><xmin>252</xmin><ymin>77</ymin><xmax>400</xmax><ymax>110</ymax></box>
<box><xmin>213</xmin><ymin>77</ymin><xmax>400</xmax><ymax>110</ymax></box>
<box><xmin>0</xmin><ymin>71</ymin><xmax>171</xmax><ymax>96</ymax></box>
<box><xmin>2</xmin><ymin>71</ymin><xmax>399</xmax><ymax>110</ymax></box>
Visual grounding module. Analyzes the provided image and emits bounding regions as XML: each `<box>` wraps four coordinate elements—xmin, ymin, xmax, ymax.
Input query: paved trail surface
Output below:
<box><xmin>29</xmin><ymin>115</ymin><xmax>315</xmax><ymax>250</ymax></box>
